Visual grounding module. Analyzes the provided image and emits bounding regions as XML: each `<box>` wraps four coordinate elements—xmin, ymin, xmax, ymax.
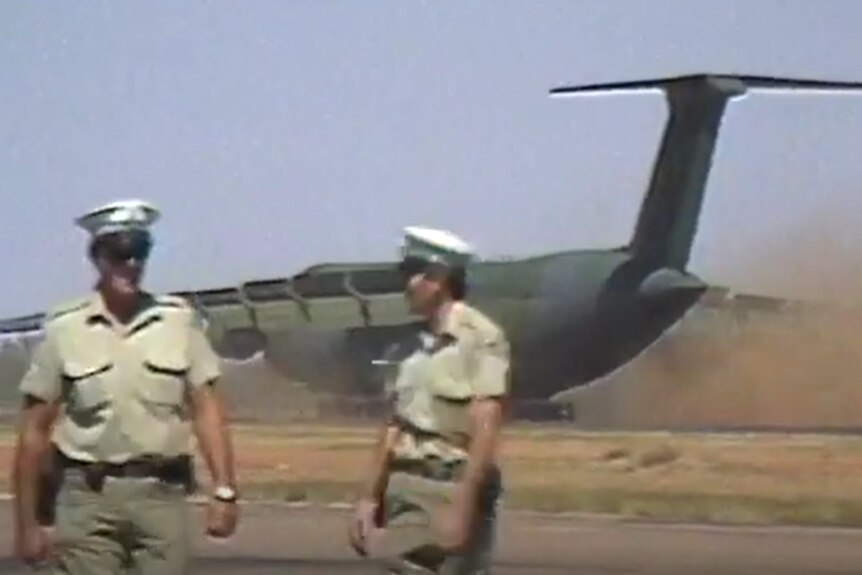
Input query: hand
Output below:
<box><xmin>15</xmin><ymin>524</ymin><xmax>51</xmax><ymax>565</ymax></box>
<box><xmin>348</xmin><ymin>497</ymin><xmax>379</xmax><ymax>556</ymax></box>
<box><xmin>206</xmin><ymin>499</ymin><xmax>239</xmax><ymax>539</ymax></box>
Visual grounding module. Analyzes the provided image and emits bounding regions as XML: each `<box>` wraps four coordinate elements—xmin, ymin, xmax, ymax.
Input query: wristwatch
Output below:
<box><xmin>213</xmin><ymin>485</ymin><xmax>238</xmax><ymax>503</ymax></box>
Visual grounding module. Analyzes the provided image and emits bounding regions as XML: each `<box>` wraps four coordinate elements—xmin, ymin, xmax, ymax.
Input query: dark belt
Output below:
<box><xmin>59</xmin><ymin>452</ymin><xmax>194</xmax><ymax>493</ymax></box>
<box><xmin>390</xmin><ymin>414</ymin><xmax>471</xmax><ymax>451</ymax></box>
<box><xmin>390</xmin><ymin>457</ymin><xmax>466</xmax><ymax>482</ymax></box>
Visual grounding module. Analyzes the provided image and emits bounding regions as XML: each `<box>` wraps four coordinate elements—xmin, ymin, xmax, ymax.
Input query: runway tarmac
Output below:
<box><xmin>2</xmin><ymin>502</ymin><xmax>862</xmax><ymax>574</ymax></box>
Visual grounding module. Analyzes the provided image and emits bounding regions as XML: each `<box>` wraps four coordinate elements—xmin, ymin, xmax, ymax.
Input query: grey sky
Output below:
<box><xmin>3</xmin><ymin>0</ymin><xmax>862</xmax><ymax>317</ymax></box>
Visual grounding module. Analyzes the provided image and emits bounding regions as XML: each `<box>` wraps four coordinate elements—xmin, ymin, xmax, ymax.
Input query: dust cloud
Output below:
<box><xmin>730</xmin><ymin>210</ymin><xmax>862</xmax><ymax>306</ymax></box>
<box><xmin>572</xmin><ymin>215</ymin><xmax>862</xmax><ymax>430</ymax></box>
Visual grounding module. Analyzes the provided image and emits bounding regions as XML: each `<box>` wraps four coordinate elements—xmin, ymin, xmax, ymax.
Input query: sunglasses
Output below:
<box><xmin>398</xmin><ymin>256</ymin><xmax>430</xmax><ymax>278</ymax></box>
<box><xmin>95</xmin><ymin>231</ymin><xmax>153</xmax><ymax>264</ymax></box>
<box><xmin>397</xmin><ymin>257</ymin><xmax>450</xmax><ymax>281</ymax></box>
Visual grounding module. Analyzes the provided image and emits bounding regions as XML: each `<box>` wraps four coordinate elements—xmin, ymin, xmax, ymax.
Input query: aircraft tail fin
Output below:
<box><xmin>550</xmin><ymin>73</ymin><xmax>862</xmax><ymax>270</ymax></box>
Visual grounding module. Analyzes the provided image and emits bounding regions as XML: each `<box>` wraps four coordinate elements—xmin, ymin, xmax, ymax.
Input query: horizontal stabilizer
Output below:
<box><xmin>549</xmin><ymin>73</ymin><xmax>862</xmax><ymax>97</ymax></box>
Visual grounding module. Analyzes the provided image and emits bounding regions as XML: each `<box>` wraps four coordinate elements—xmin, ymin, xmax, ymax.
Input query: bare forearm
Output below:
<box><xmin>13</xmin><ymin>425</ymin><xmax>50</xmax><ymax>529</ymax></box>
<box><xmin>193</xmin><ymin>392</ymin><xmax>236</xmax><ymax>488</ymax></box>
<box><xmin>362</xmin><ymin>424</ymin><xmax>399</xmax><ymax>501</ymax></box>
<box><xmin>458</xmin><ymin>431</ymin><xmax>495</xmax><ymax>502</ymax></box>
<box><xmin>457</xmin><ymin>401</ymin><xmax>502</xmax><ymax>503</ymax></box>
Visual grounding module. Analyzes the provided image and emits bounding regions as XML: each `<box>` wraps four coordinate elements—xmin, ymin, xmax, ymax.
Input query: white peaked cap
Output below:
<box><xmin>400</xmin><ymin>226</ymin><xmax>476</xmax><ymax>268</ymax></box>
<box><xmin>75</xmin><ymin>199</ymin><xmax>160</xmax><ymax>237</ymax></box>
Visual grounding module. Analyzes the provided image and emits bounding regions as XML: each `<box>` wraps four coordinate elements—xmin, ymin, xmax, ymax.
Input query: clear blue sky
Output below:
<box><xmin>3</xmin><ymin>0</ymin><xmax>862</xmax><ymax>317</ymax></box>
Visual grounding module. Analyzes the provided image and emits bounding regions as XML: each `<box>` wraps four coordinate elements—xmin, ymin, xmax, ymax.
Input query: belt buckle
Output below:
<box><xmin>124</xmin><ymin>460</ymin><xmax>147</xmax><ymax>478</ymax></box>
<box><xmin>424</xmin><ymin>457</ymin><xmax>452</xmax><ymax>481</ymax></box>
<box><xmin>84</xmin><ymin>462</ymin><xmax>109</xmax><ymax>492</ymax></box>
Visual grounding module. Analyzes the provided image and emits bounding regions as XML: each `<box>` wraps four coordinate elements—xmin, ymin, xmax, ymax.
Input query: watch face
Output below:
<box><xmin>215</xmin><ymin>486</ymin><xmax>237</xmax><ymax>500</ymax></box>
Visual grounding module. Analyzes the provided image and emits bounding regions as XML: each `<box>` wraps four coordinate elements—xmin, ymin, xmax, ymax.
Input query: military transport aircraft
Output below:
<box><xmin>2</xmin><ymin>73</ymin><xmax>861</xmax><ymax>402</ymax></box>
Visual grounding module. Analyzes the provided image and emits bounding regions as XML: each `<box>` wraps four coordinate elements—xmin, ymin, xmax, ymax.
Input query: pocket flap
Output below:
<box><xmin>63</xmin><ymin>348</ymin><xmax>112</xmax><ymax>381</ymax></box>
<box><xmin>143</xmin><ymin>346</ymin><xmax>190</xmax><ymax>376</ymax></box>
<box><xmin>140</xmin><ymin>346</ymin><xmax>188</xmax><ymax>406</ymax></box>
<box><xmin>61</xmin><ymin>336</ymin><xmax>113</xmax><ymax>381</ymax></box>
<box><xmin>64</xmin><ymin>362</ymin><xmax>112</xmax><ymax>381</ymax></box>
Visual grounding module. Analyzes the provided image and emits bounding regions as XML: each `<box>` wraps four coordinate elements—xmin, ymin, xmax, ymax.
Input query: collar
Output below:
<box><xmin>85</xmin><ymin>290</ymin><xmax>160</xmax><ymax>328</ymax></box>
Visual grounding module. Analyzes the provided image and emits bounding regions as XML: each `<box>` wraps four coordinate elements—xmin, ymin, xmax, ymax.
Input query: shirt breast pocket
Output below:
<box><xmin>139</xmin><ymin>347</ymin><xmax>190</xmax><ymax>408</ymax></box>
<box><xmin>427</xmin><ymin>342</ymin><xmax>473</xmax><ymax>401</ymax></box>
<box><xmin>64</xmin><ymin>360</ymin><xmax>113</xmax><ymax>411</ymax></box>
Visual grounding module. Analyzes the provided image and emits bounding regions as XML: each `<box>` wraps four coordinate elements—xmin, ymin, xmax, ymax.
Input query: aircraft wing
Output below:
<box><xmin>0</xmin><ymin>260</ymin><xmax>413</xmax><ymax>345</ymax></box>
<box><xmin>184</xmin><ymin>261</ymin><xmax>413</xmax><ymax>337</ymax></box>
<box><xmin>0</xmin><ymin>313</ymin><xmax>44</xmax><ymax>336</ymax></box>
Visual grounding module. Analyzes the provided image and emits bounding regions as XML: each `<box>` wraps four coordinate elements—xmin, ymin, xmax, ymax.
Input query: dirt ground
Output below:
<box><xmin>3</xmin><ymin>426</ymin><xmax>862</xmax><ymax>572</ymax></box>
<box><xmin>225</xmin><ymin>424</ymin><xmax>862</xmax><ymax>525</ymax></box>
<box><xmin>3</xmin><ymin>423</ymin><xmax>862</xmax><ymax>525</ymax></box>
<box><xmin>115</xmin><ymin>425</ymin><xmax>862</xmax><ymax>524</ymax></box>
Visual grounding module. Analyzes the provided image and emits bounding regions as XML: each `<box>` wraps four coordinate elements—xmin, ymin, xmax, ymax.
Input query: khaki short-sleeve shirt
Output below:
<box><xmin>387</xmin><ymin>302</ymin><xmax>510</xmax><ymax>462</ymax></box>
<box><xmin>18</xmin><ymin>292</ymin><xmax>221</xmax><ymax>463</ymax></box>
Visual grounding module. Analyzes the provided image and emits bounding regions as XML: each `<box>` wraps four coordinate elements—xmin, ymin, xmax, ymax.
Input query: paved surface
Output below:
<box><xmin>2</xmin><ymin>502</ymin><xmax>862</xmax><ymax>574</ymax></box>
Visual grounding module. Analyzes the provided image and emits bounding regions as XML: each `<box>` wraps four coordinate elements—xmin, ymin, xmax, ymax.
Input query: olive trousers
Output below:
<box><xmin>36</xmin><ymin>467</ymin><xmax>191</xmax><ymax>575</ymax></box>
<box><xmin>367</xmin><ymin>465</ymin><xmax>502</xmax><ymax>575</ymax></box>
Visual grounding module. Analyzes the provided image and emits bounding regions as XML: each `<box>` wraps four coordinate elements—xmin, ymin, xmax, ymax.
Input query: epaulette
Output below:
<box><xmin>155</xmin><ymin>294</ymin><xmax>206</xmax><ymax>328</ymax></box>
<box><xmin>155</xmin><ymin>294</ymin><xmax>191</xmax><ymax>310</ymax></box>
<box><xmin>458</xmin><ymin>303</ymin><xmax>505</xmax><ymax>340</ymax></box>
<box><xmin>44</xmin><ymin>297</ymin><xmax>90</xmax><ymax>323</ymax></box>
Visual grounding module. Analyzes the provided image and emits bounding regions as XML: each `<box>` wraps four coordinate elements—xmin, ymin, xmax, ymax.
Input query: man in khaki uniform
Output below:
<box><xmin>12</xmin><ymin>199</ymin><xmax>239</xmax><ymax>574</ymax></box>
<box><xmin>349</xmin><ymin>226</ymin><xmax>510</xmax><ymax>574</ymax></box>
